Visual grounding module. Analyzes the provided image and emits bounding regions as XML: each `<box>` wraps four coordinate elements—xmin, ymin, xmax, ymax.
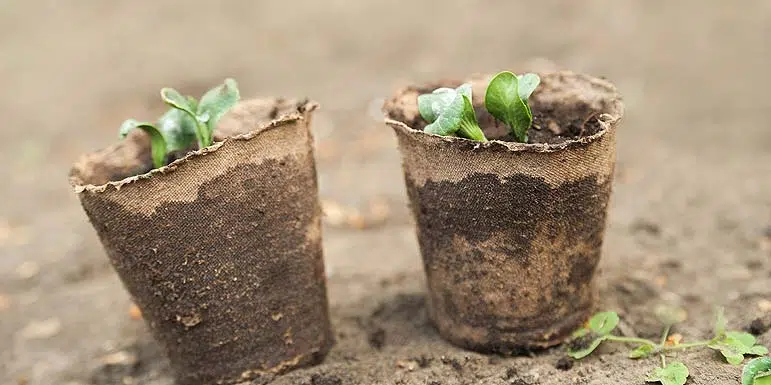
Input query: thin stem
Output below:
<box><xmin>605</xmin><ymin>335</ymin><xmax>657</xmax><ymax>346</ymax></box>
<box><xmin>661</xmin><ymin>340</ymin><xmax>711</xmax><ymax>352</ymax></box>
<box><xmin>660</xmin><ymin>324</ymin><xmax>672</xmax><ymax>346</ymax></box>
<box><xmin>660</xmin><ymin>354</ymin><xmax>667</xmax><ymax>368</ymax></box>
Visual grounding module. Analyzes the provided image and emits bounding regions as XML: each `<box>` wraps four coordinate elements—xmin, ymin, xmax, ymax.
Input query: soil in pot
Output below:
<box><xmin>383</xmin><ymin>71</ymin><xmax>624</xmax><ymax>353</ymax></box>
<box><xmin>69</xmin><ymin>98</ymin><xmax>333</xmax><ymax>385</ymax></box>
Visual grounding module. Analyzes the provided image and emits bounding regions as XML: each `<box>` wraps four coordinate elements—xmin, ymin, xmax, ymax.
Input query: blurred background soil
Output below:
<box><xmin>1</xmin><ymin>1</ymin><xmax>770</xmax><ymax>384</ymax></box>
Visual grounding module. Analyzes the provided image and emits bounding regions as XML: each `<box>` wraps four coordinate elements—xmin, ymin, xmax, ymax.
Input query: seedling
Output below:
<box><xmin>417</xmin><ymin>83</ymin><xmax>486</xmax><ymax>142</ymax></box>
<box><xmin>568</xmin><ymin>307</ymin><xmax>769</xmax><ymax>385</ymax></box>
<box><xmin>416</xmin><ymin>71</ymin><xmax>540</xmax><ymax>143</ymax></box>
<box><xmin>119</xmin><ymin>78</ymin><xmax>240</xmax><ymax>169</ymax></box>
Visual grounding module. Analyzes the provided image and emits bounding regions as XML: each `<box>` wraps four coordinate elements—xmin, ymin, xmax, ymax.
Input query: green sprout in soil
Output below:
<box><xmin>119</xmin><ymin>78</ymin><xmax>240</xmax><ymax>169</ymax></box>
<box><xmin>416</xmin><ymin>71</ymin><xmax>540</xmax><ymax>143</ymax></box>
<box><xmin>567</xmin><ymin>307</ymin><xmax>769</xmax><ymax>385</ymax></box>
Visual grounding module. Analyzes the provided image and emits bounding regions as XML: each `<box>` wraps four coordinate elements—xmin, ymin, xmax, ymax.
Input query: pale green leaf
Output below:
<box><xmin>745</xmin><ymin>358</ymin><xmax>771</xmax><ymax>385</ymax></box>
<box><xmin>645</xmin><ymin>362</ymin><xmax>689</xmax><ymax>385</ymax></box>
<box><xmin>630</xmin><ymin>344</ymin><xmax>655</xmax><ymax>359</ymax></box>
<box><xmin>588</xmin><ymin>311</ymin><xmax>619</xmax><ymax>336</ymax></box>
<box><xmin>119</xmin><ymin>119</ymin><xmax>167</xmax><ymax>169</ymax></box>
<box><xmin>197</xmin><ymin>78</ymin><xmax>240</xmax><ymax>145</ymax></box>
<box><xmin>516</xmin><ymin>73</ymin><xmax>540</xmax><ymax>101</ymax></box>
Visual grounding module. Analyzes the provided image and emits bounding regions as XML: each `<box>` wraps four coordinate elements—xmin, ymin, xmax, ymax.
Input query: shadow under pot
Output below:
<box><xmin>69</xmin><ymin>99</ymin><xmax>333</xmax><ymax>385</ymax></box>
<box><xmin>382</xmin><ymin>71</ymin><xmax>624</xmax><ymax>353</ymax></box>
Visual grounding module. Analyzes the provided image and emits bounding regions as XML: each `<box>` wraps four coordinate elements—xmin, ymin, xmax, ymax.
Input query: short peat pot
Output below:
<box><xmin>70</xmin><ymin>98</ymin><xmax>333</xmax><ymax>385</ymax></box>
<box><xmin>383</xmin><ymin>71</ymin><xmax>624</xmax><ymax>353</ymax></box>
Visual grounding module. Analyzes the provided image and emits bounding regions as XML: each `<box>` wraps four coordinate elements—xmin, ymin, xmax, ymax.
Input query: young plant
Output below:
<box><xmin>119</xmin><ymin>78</ymin><xmax>240</xmax><ymax>169</ymax></box>
<box><xmin>417</xmin><ymin>83</ymin><xmax>487</xmax><ymax>142</ymax></box>
<box><xmin>415</xmin><ymin>71</ymin><xmax>540</xmax><ymax>143</ymax></box>
<box><xmin>568</xmin><ymin>307</ymin><xmax>769</xmax><ymax>385</ymax></box>
<box><xmin>484</xmin><ymin>71</ymin><xmax>540</xmax><ymax>143</ymax></box>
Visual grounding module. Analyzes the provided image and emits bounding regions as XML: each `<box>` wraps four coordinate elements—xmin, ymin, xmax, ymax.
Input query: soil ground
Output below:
<box><xmin>1</xmin><ymin>1</ymin><xmax>770</xmax><ymax>384</ymax></box>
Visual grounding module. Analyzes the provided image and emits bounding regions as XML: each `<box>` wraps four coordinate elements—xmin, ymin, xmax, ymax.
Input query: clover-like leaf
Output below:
<box><xmin>119</xmin><ymin>119</ymin><xmax>167</xmax><ymax>169</ymax></box>
<box><xmin>588</xmin><ymin>311</ymin><xmax>620</xmax><ymax>336</ymax></box>
<box><xmin>197</xmin><ymin>78</ymin><xmax>240</xmax><ymax>145</ymax></box>
<box><xmin>567</xmin><ymin>335</ymin><xmax>607</xmax><ymax>360</ymax></box>
<box><xmin>645</xmin><ymin>362</ymin><xmax>689</xmax><ymax>385</ymax></box>
<box><xmin>630</xmin><ymin>344</ymin><xmax>655</xmax><ymax>359</ymax></box>
<box><xmin>742</xmin><ymin>357</ymin><xmax>771</xmax><ymax>385</ymax></box>
<box><xmin>709</xmin><ymin>331</ymin><xmax>768</xmax><ymax>365</ymax></box>
<box><xmin>485</xmin><ymin>71</ymin><xmax>535</xmax><ymax>143</ymax></box>
<box><xmin>157</xmin><ymin>108</ymin><xmax>198</xmax><ymax>152</ymax></box>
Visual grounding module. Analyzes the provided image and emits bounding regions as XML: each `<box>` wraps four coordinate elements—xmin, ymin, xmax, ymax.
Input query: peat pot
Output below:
<box><xmin>70</xmin><ymin>99</ymin><xmax>333</xmax><ymax>385</ymax></box>
<box><xmin>383</xmin><ymin>71</ymin><xmax>624</xmax><ymax>353</ymax></box>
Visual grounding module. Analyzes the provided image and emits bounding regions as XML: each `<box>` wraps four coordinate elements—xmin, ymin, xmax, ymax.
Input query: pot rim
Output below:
<box><xmin>384</xmin><ymin>70</ymin><xmax>624</xmax><ymax>154</ymax></box>
<box><xmin>69</xmin><ymin>100</ymin><xmax>318</xmax><ymax>194</ymax></box>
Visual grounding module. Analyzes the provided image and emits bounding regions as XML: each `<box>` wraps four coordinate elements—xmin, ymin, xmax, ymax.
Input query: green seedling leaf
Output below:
<box><xmin>756</xmin><ymin>375</ymin><xmax>771</xmax><ymax>385</ymax></box>
<box><xmin>742</xmin><ymin>357</ymin><xmax>771</xmax><ymax>385</ymax></box>
<box><xmin>588</xmin><ymin>311</ymin><xmax>620</xmax><ymax>336</ymax></box>
<box><xmin>645</xmin><ymin>362</ymin><xmax>689</xmax><ymax>385</ymax></box>
<box><xmin>457</xmin><ymin>95</ymin><xmax>487</xmax><ymax>142</ymax></box>
<box><xmin>709</xmin><ymin>331</ymin><xmax>769</xmax><ymax>365</ymax></box>
<box><xmin>160</xmin><ymin>88</ymin><xmax>197</xmax><ymax>117</ymax></box>
<box><xmin>517</xmin><ymin>73</ymin><xmax>540</xmax><ymax>101</ymax></box>
<box><xmin>567</xmin><ymin>335</ymin><xmax>607</xmax><ymax>359</ymax></box>
<box><xmin>424</xmin><ymin>86</ymin><xmax>487</xmax><ymax>141</ymax></box>
<box><xmin>630</xmin><ymin>344</ymin><xmax>655</xmax><ymax>359</ymax></box>
<box><xmin>157</xmin><ymin>108</ymin><xmax>198</xmax><ymax>152</ymax></box>
<box><xmin>418</xmin><ymin>84</ymin><xmax>471</xmax><ymax>124</ymax></box>
<box><xmin>655</xmin><ymin>304</ymin><xmax>688</xmax><ymax>326</ymax></box>
<box><xmin>197</xmin><ymin>78</ymin><xmax>240</xmax><ymax>146</ymax></box>
<box><xmin>119</xmin><ymin>119</ymin><xmax>167</xmax><ymax>169</ymax></box>
<box><xmin>485</xmin><ymin>71</ymin><xmax>534</xmax><ymax>143</ymax></box>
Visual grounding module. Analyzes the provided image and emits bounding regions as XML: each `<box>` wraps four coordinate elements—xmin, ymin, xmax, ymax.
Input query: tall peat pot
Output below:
<box><xmin>69</xmin><ymin>99</ymin><xmax>333</xmax><ymax>385</ymax></box>
<box><xmin>383</xmin><ymin>71</ymin><xmax>624</xmax><ymax>353</ymax></box>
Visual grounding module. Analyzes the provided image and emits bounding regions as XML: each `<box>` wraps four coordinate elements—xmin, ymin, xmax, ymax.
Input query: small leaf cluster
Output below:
<box><xmin>567</xmin><ymin>308</ymin><xmax>769</xmax><ymax>385</ymax></box>
<box><xmin>417</xmin><ymin>71</ymin><xmax>540</xmax><ymax>143</ymax></box>
<box><xmin>119</xmin><ymin>78</ymin><xmax>240</xmax><ymax>169</ymax></box>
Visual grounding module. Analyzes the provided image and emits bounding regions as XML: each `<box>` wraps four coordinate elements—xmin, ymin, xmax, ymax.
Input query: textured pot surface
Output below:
<box><xmin>384</xmin><ymin>71</ymin><xmax>624</xmax><ymax>352</ymax></box>
<box><xmin>70</xmin><ymin>99</ymin><xmax>333</xmax><ymax>385</ymax></box>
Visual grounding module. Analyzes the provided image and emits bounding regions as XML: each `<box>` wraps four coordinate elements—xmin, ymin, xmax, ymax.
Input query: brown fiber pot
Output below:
<box><xmin>69</xmin><ymin>99</ymin><xmax>333</xmax><ymax>385</ymax></box>
<box><xmin>383</xmin><ymin>71</ymin><xmax>624</xmax><ymax>353</ymax></box>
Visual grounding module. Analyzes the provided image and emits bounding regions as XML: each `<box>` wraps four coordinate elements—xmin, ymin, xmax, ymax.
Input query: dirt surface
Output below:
<box><xmin>1</xmin><ymin>1</ymin><xmax>770</xmax><ymax>385</ymax></box>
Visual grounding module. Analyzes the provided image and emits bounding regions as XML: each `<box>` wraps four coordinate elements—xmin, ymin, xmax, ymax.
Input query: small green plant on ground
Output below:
<box><xmin>744</xmin><ymin>357</ymin><xmax>771</xmax><ymax>385</ymax></box>
<box><xmin>416</xmin><ymin>71</ymin><xmax>539</xmax><ymax>143</ymax></box>
<box><xmin>119</xmin><ymin>78</ymin><xmax>240</xmax><ymax>169</ymax></box>
<box><xmin>567</xmin><ymin>307</ymin><xmax>769</xmax><ymax>385</ymax></box>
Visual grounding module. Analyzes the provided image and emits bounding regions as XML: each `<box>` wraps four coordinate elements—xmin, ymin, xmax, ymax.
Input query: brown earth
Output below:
<box><xmin>1</xmin><ymin>1</ymin><xmax>770</xmax><ymax>385</ymax></box>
